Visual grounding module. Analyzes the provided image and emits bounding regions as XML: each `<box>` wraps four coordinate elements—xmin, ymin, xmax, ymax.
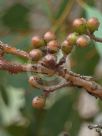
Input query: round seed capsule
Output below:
<box><xmin>87</xmin><ymin>17</ymin><xmax>100</xmax><ymax>33</ymax></box>
<box><xmin>44</xmin><ymin>31</ymin><xmax>56</xmax><ymax>42</ymax></box>
<box><xmin>32</xmin><ymin>36</ymin><xmax>44</xmax><ymax>48</ymax></box>
<box><xmin>29</xmin><ymin>49</ymin><xmax>43</xmax><ymax>61</ymax></box>
<box><xmin>28</xmin><ymin>76</ymin><xmax>37</xmax><ymax>87</ymax></box>
<box><xmin>61</xmin><ymin>40</ymin><xmax>73</xmax><ymax>55</ymax></box>
<box><xmin>73</xmin><ymin>18</ymin><xmax>87</xmax><ymax>34</ymax></box>
<box><xmin>76</xmin><ymin>35</ymin><xmax>90</xmax><ymax>47</ymax></box>
<box><xmin>66</xmin><ymin>32</ymin><xmax>79</xmax><ymax>46</ymax></box>
<box><xmin>32</xmin><ymin>96</ymin><xmax>45</xmax><ymax>109</ymax></box>
<box><xmin>47</xmin><ymin>40</ymin><xmax>59</xmax><ymax>54</ymax></box>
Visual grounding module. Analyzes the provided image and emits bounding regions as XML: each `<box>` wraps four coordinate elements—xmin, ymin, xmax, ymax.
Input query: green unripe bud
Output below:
<box><xmin>44</xmin><ymin>31</ymin><xmax>56</xmax><ymax>42</ymax></box>
<box><xmin>73</xmin><ymin>18</ymin><xmax>87</xmax><ymax>34</ymax></box>
<box><xmin>76</xmin><ymin>35</ymin><xmax>90</xmax><ymax>47</ymax></box>
<box><xmin>29</xmin><ymin>49</ymin><xmax>43</xmax><ymax>61</ymax></box>
<box><xmin>31</xmin><ymin>36</ymin><xmax>44</xmax><ymax>48</ymax></box>
<box><xmin>47</xmin><ymin>40</ymin><xmax>59</xmax><ymax>54</ymax></box>
<box><xmin>32</xmin><ymin>96</ymin><xmax>45</xmax><ymax>109</ymax></box>
<box><xmin>61</xmin><ymin>40</ymin><xmax>73</xmax><ymax>55</ymax></box>
<box><xmin>66</xmin><ymin>32</ymin><xmax>79</xmax><ymax>45</ymax></box>
<box><xmin>87</xmin><ymin>17</ymin><xmax>100</xmax><ymax>33</ymax></box>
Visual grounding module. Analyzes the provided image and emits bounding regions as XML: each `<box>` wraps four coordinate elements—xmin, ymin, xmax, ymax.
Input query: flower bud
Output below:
<box><xmin>61</xmin><ymin>40</ymin><xmax>73</xmax><ymax>55</ymax></box>
<box><xmin>29</xmin><ymin>49</ymin><xmax>43</xmax><ymax>61</ymax></box>
<box><xmin>43</xmin><ymin>54</ymin><xmax>56</xmax><ymax>69</ymax></box>
<box><xmin>44</xmin><ymin>31</ymin><xmax>56</xmax><ymax>42</ymax></box>
<box><xmin>87</xmin><ymin>17</ymin><xmax>100</xmax><ymax>33</ymax></box>
<box><xmin>66</xmin><ymin>32</ymin><xmax>79</xmax><ymax>45</ymax></box>
<box><xmin>28</xmin><ymin>76</ymin><xmax>37</xmax><ymax>87</ymax></box>
<box><xmin>76</xmin><ymin>35</ymin><xmax>90</xmax><ymax>47</ymax></box>
<box><xmin>47</xmin><ymin>40</ymin><xmax>59</xmax><ymax>54</ymax></box>
<box><xmin>73</xmin><ymin>18</ymin><xmax>87</xmax><ymax>34</ymax></box>
<box><xmin>31</xmin><ymin>36</ymin><xmax>44</xmax><ymax>48</ymax></box>
<box><xmin>32</xmin><ymin>96</ymin><xmax>45</xmax><ymax>109</ymax></box>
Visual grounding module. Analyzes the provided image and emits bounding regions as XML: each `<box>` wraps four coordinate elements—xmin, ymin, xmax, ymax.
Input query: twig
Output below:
<box><xmin>0</xmin><ymin>58</ymin><xmax>55</xmax><ymax>75</ymax></box>
<box><xmin>0</xmin><ymin>58</ymin><xmax>102</xmax><ymax>99</ymax></box>
<box><xmin>57</xmin><ymin>68</ymin><xmax>102</xmax><ymax>99</ymax></box>
<box><xmin>0</xmin><ymin>41</ymin><xmax>30</xmax><ymax>59</ymax></box>
<box><xmin>29</xmin><ymin>76</ymin><xmax>71</xmax><ymax>92</ymax></box>
<box><xmin>0</xmin><ymin>41</ymin><xmax>102</xmax><ymax>99</ymax></box>
<box><xmin>87</xmin><ymin>32</ymin><xmax>102</xmax><ymax>43</ymax></box>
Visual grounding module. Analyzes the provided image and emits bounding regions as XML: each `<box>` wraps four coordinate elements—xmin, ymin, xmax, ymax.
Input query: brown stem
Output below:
<box><xmin>0</xmin><ymin>58</ymin><xmax>55</xmax><ymax>75</ymax></box>
<box><xmin>87</xmin><ymin>32</ymin><xmax>102</xmax><ymax>43</ymax></box>
<box><xmin>0</xmin><ymin>58</ymin><xmax>102</xmax><ymax>99</ymax></box>
<box><xmin>0</xmin><ymin>41</ymin><xmax>102</xmax><ymax>99</ymax></box>
<box><xmin>0</xmin><ymin>41</ymin><xmax>30</xmax><ymax>59</ymax></box>
<box><xmin>29</xmin><ymin>76</ymin><xmax>71</xmax><ymax>92</ymax></box>
<box><xmin>58</xmin><ymin>68</ymin><xmax>102</xmax><ymax>99</ymax></box>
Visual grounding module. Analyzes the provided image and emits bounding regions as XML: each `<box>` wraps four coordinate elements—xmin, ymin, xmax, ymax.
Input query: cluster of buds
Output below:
<box><xmin>29</xmin><ymin>32</ymin><xmax>58</xmax><ymax>109</ymax></box>
<box><xmin>0</xmin><ymin>17</ymin><xmax>101</xmax><ymax>110</ymax></box>
<box><xmin>62</xmin><ymin>17</ymin><xmax>100</xmax><ymax>52</ymax></box>
<box><xmin>28</xmin><ymin>17</ymin><xmax>100</xmax><ymax>109</ymax></box>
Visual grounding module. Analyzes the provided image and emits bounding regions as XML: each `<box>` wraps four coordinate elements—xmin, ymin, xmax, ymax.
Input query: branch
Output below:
<box><xmin>0</xmin><ymin>58</ymin><xmax>55</xmax><ymax>75</ymax></box>
<box><xmin>87</xmin><ymin>32</ymin><xmax>102</xmax><ymax>43</ymax></box>
<box><xmin>29</xmin><ymin>76</ymin><xmax>71</xmax><ymax>93</ymax></box>
<box><xmin>0</xmin><ymin>58</ymin><xmax>102</xmax><ymax>99</ymax></box>
<box><xmin>0</xmin><ymin>41</ymin><xmax>30</xmax><ymax>59</ymax></box>
<box><xmin>58</xmin><ymin>68</ymin><xmax>102</xmax><ymax>99</ymax></box>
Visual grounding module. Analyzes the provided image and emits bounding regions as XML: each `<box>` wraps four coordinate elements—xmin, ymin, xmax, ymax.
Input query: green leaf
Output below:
<box><xmin>6</xmin><ymin>125</ymin><xmax>27</xmax><ymax>136</ymax></box>
<box><xmin>40</xmin><ymin>90</ymin><xmax>81</xmax><ymax>136</ymax></box>
<box><xmin>85</xmin><ymin>5</ymin><xmax>102</xmax><ymax>57</ymax></box>
<box><xmin>1</xmin><ymin>3</ymin><xmax>30</xmax><ymax>31</ymax></box>
<box><xmin>0</xmin><ymin>85</ymin><xmax>9</xmax><ymax>105</ymax></box>
<box><xmin>71</xmin><ymin>44</ymin><xmax>99</xmax><ymax>75</ymax></box>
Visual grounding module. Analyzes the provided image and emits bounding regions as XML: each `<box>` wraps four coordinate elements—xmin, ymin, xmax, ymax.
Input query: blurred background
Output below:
<box><xmin>0</xmin><ymin>0</ymin><xmax>102</xmax><ymax>136</ymax></box>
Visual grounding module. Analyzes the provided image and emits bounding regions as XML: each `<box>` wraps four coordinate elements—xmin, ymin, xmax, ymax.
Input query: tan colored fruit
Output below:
<box><xmin>76</xmin><ymin>35</ymin><xmax>90</xmax><ymax>47</ymax></box>
<box><xmin>44</xmin><ymin>31</ymin><xmax>56</xmax><ymax>42</ymax></box>
<box><xmin>29</xmin><ymin>49</ymin><xmax>43</xmax><ymax>61</ymax></box>
<box><xmin>47</xmin><ymin>40</ymin><xmax>59</xmax><ymax>54</ymax></box>
<box><xmin>32</xmin><ymin>96</ymin><xmax>45</xmax><ymax>109</ymax></box>
<box><xmin>61</xmin><ymin>40</ymin><xmax>73</xmax><ymax>55</ymax></box>
<box><xmin>28</xmin><ymin>76</ymin><xmax>37</xmax><ymax>87</ymax></box>
<box><xmin>87</xmin><ymin>17</ymin><xmax>100</xmax><ymax>33</ymax></box>
<box><xmin>66</xmin><ymin>32</ymin><xmax>79</xmax><ymax>45</ymax></box>
<box><xmin>32</xmin><ymin>36</ymin><xmax>44</xmax><ymax>48</ymax></box>
<box><xmin>73</xmin><ymin>18</ymin><xmax>87</xmax><ymax>34</ymax></box>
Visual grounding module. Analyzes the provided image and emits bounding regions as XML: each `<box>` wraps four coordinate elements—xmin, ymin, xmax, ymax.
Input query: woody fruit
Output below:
<box><xmin>67</xmin><ymin>32</ymin><xmax>78</xmax><ymax>45</ymax></box>
<box><xmin>47</xmin><ymin>40</ymin><xmax>59</xmax><ymax>54</ymax></box>
<box><xmin>87</xmin><ymin>17</ymin><xmax>100</xmax><ymax>33</ymax></box>
<box><xmin>73</xmin><ymin>18</ymin><xmax>87</xmax><ymax>34</ymax></box>
<box><xmin>76</xmin><ymin>35</ymin><xmax>90</xmax><ymax>47</ymax></box>
<box><xmin>61</xmin><ymin>40</ymin><xmax>73</xmax><ymax>55</ymax></box>
<box><xmin>44</xmin><ymin>31</ymin><xmax>56</xmax><ymax>42</ymax></box>
<box><xmin>29</xmin><ymin>49</ymin><xmax>43</xmax><ymax>61</ymax></box>
<box><xmin>32</xmin><ymin>96</ymin><xmax>45</xmax><ymax>109</ymax></box>
<box><xmin>32</xmin><ymin>36</ymin><xmax>44</xmax><ymax>48</ymax></box>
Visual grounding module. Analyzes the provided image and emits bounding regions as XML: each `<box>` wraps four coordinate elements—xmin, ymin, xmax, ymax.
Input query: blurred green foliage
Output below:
<box><xmin>2</xmin><ymin>3</ymin><xmax>30</xmax><ymax>31</ymax></box>
<box><xmin>0</xmin><ymin>0</ymin><xmax>102</xmax><ymax>136</ymax></box>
